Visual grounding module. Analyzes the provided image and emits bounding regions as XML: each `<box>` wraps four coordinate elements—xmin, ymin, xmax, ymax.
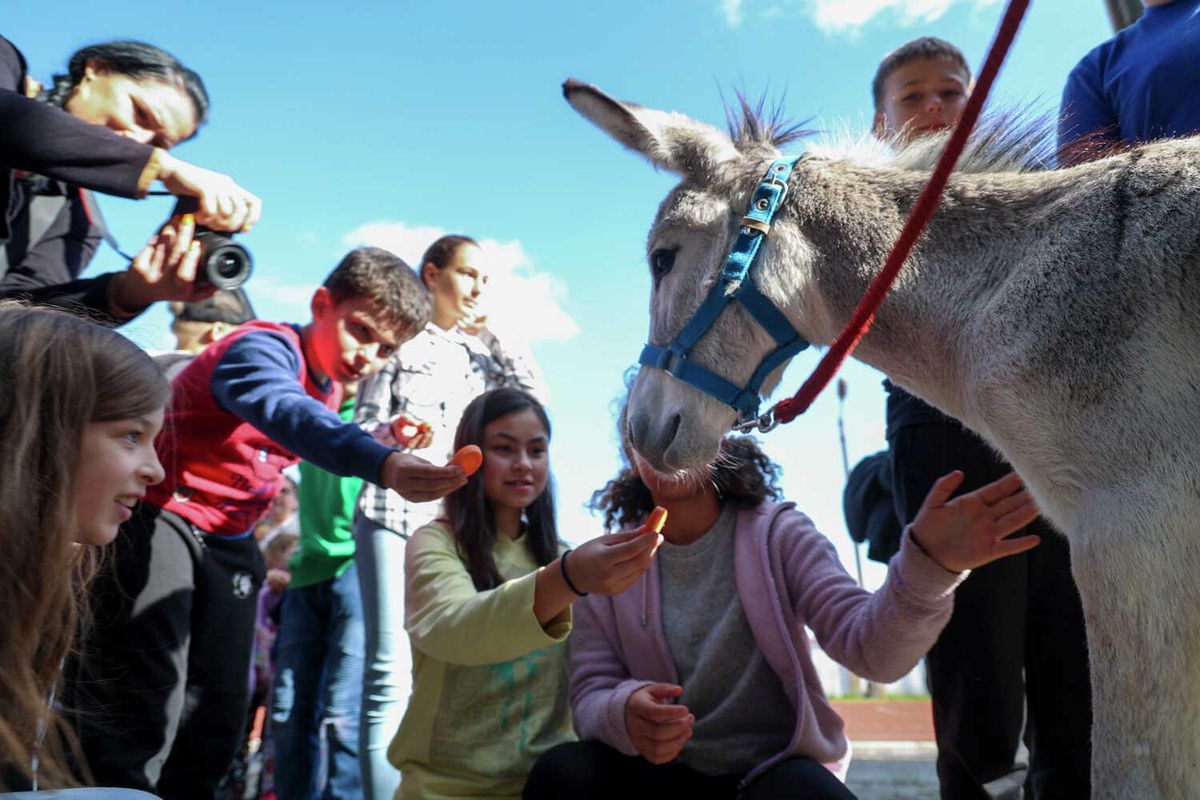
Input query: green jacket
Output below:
<box><xmin>288</xmin><ymin>397</ymin><xmax>362</xmax><ymax>588</ymax></box>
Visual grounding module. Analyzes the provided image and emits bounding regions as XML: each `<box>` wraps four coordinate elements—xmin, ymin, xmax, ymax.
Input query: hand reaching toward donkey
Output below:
<box><xmin>909</xmin><ymin>471</ymin><xmax>1042</xmax><ymax>572</ymax></box>
<box><xmin>380</xmin><ymin>451</ymin><xmax>466</xmax><ymax>503</ymax></box>
<box><xmin>378</xmin><ymin>445</ymin><xmax>484</xmax><ymax>504</ymax></box>
<box><xmin>533</xmin><ymin>516</ymin><xmax>665</xmax><ymax>625</ymax></box>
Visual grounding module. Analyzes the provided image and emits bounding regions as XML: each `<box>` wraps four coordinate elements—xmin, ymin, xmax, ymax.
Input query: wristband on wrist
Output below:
<box><xmin>905</xmin><ymin>524</ymin><xmax>932</xmax><ymax>558</ymax></box>
<box><xmin>560</xmin><ymin>549</ymin><xmax>588</xmax><ymax>597</ymax></box>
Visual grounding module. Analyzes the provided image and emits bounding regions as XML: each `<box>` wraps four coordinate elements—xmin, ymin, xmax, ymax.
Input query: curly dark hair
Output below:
<box><xmin>590</xmin><ymin>434</ymin><xmax>783</xmax><ymax>532</ymax></box>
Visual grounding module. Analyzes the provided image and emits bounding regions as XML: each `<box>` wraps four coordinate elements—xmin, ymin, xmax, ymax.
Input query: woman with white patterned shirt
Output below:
<box><xmin>352</xmin><ymin>234</ymin><xmax>544</xmax><ymax>800</ymax></box>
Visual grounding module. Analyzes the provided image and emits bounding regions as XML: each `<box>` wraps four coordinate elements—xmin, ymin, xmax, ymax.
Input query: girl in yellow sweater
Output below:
<box><xmin>390</xmin><ymin>388</ymin><xmax>661</xmax><ymax>799</ymax></box>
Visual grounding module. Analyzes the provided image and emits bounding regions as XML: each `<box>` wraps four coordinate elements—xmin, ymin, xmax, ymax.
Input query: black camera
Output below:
<box><xmin>193</xmin><ymin>227</ymin><xmax>253</xmax><ymax>289</ymax></box>
<box><xmin>172</xmin><ymin>198</ymin><xmax>254</xmax><ymax>289</ymax></box>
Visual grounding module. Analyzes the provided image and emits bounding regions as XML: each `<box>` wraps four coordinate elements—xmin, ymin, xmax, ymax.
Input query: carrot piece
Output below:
<box><xmin>645</xmin><ymin>506</ymin><xmax>668</xmax><ymax>534</ymax></box>
<box><xmin>449</xmin><ymin>444</ymin><xmax>484</xmax><ymax>476</ymax></box>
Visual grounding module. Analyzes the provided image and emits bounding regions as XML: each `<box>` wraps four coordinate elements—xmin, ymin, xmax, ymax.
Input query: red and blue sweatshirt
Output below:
<box><xmin>145</xmin><ymin>320</ymin><xmax>393</xmax><ymax>536</ymax></box>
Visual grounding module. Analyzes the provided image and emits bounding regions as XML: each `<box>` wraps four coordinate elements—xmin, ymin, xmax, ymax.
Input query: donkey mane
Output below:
<box><xmin>798</xmin><ymin>107</ymin><xmax>1059</xmax><ymax>175</ymax></box>
<box><xmin>723</xmin><ymin>92</ymin><xmax>813</xmax><ymax>152</ymax></box>
<box><xmin>891</xmin><ymin>108</ymin><xmax>1058</xmax><ymax>173</ymax></box>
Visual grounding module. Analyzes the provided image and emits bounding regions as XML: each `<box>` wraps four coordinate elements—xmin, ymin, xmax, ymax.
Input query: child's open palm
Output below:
<box><xmin>910</xmin><ymin>471</ymin><xmax>1041</xmax><ymax>572</ymax></box>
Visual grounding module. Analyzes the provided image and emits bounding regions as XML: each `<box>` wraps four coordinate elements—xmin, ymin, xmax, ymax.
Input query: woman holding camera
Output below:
<box><xmin>0</xmin><ymin>35</ymin><xmax>260</xmax><ymax>323</ymax></box>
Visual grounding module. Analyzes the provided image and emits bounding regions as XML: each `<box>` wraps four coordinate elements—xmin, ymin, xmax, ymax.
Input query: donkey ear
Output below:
<box><xmin>563</xmin><ymin>78</ymin><xmax>741</xmax><ymax>182</ymax></box>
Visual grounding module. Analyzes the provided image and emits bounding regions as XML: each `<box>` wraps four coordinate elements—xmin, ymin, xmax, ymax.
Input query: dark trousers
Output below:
<box><xmin>523</xmin><ymin>740</ymin><xmax>857</xmax><ymax>800</ymax></box>
<box><xmin>890</xmin><ymin>421</ymin><xmax>1092</xmax><ymax>800</ymax></box>
<box><xmin>68</xmin><ymin>504</ymin><xmax>265</xmax><ymax>800</ymax></box>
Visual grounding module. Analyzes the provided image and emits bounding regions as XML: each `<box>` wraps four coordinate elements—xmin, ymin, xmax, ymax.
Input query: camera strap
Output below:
<box><xmin>78</xmin><ymin>188</ymin><xmax>136</xmax><ymax>262</ymax></box>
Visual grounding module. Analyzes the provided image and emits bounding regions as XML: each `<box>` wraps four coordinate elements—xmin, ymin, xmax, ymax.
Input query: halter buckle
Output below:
<box><xmin>733</xmin><ymin>407</ymin><xmax>779</xmax><ymax>434</ymax></box>
<box><xmin>740</xmin><ymin>217</ymin><xmax>771</xmax><ymax>236</ymax></box>
<box><xmin>763</xmin><ymin>173</ymin><xmax>790</xmax><ymax>203</ymax></box>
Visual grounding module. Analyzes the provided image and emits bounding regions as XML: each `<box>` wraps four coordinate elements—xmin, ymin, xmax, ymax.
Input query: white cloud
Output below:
<box><xmin>340</xmin><ymin>221</ymin><xmax>579</xmax><ymax>347</ymax></box>
<box><xmin>721</xmin><ymin>0</ymin><xmax>745</xmax><ymax>27</ymax></box>
<box><xmin>250</xmin><ymin>273</ymin><xmax>319</xmax><ymax>308</ymax></box>
<box><xmin>719</xmin><ymin>0</ymin><xmax>1000</xmax><ymax>35</ymax></box>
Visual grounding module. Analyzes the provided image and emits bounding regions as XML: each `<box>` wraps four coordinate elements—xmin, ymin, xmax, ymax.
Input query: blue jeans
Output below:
<box><xmin>270</xmin><ymin>564</ymin><xmax>365</xmax><ymax>800</ymax></box>
<box><xmin>352</xmin><ymin>515</ymin><xmax>412</xmax><ymax>800</ymax></box>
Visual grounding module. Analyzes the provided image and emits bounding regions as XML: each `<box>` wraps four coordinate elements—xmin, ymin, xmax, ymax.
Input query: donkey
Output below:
<box><xmin>564</xmin><ymin>79</ymin><xmax>1200</xmax><ymax>799</ymax></box>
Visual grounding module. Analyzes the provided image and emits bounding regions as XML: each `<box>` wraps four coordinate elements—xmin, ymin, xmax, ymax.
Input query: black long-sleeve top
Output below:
<box><xmin>0</xmin><ymin>34</ymin><xmax>161</xmax><ymax>320</ymax></box>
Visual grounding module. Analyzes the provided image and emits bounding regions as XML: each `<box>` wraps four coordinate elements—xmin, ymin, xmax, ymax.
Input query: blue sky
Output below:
<box><xmin>10</xmin><ymin>0</ymin><xmax>1113</xmax><ymax>587</ymax></box>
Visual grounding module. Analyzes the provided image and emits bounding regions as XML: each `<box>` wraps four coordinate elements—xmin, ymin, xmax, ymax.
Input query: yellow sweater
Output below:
<box><xmin>390</xmin><ymin>523</ymin><xmax>574</xmax><ymax>800</ymax></box>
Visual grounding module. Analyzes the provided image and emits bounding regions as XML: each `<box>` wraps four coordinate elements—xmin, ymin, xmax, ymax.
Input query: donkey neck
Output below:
<box><xmin>780</xmin><ymin>156</ymin><xmax>1069</xmax><ymax>420</ymax></box>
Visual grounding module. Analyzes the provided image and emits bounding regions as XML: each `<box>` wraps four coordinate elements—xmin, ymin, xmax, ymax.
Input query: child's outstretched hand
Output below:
<box><xmin>910</xmin><ymin>471</ymin><xmax>1041</xmax><ymax>572</ymax></box>
<box><xmin>381</xmin><ymin>451</ymin><xmax>466</xmax><ymax>502</ymax></box>
<box><xmin>567</xmin><ymin>527</ymin><xmax>662</xmax><ymax>596</ymax></box>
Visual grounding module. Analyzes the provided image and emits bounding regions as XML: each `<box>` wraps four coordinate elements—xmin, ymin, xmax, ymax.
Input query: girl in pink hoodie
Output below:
<box><xmin>524</xmin><ymin>436</ymin><xmax>1041</xmax><ymax>800</ymax></box>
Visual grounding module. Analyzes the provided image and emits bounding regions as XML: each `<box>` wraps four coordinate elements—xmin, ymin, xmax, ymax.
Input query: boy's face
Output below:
<box><xmin>873</xmin><ymin>56</ymin><xmax>971</xmax><ymax>144</ymax></box>
<box><xmin>307</xmin><ymin>288</ymin><xmax>405</xmax><ymax>384</ymax></box>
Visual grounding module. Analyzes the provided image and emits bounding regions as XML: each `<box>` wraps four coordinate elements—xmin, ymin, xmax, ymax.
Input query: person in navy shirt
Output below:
<box><xmin>1058</xmin><ymin>0</ymin><xmax>1200</xmax><ymax>163</ymax></box>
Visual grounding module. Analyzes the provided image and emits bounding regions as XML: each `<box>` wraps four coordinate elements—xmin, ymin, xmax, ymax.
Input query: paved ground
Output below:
<box><xmin>845</xmin><ymin>758</ymin><xmax>939</xmax><ymax>799</ymax></box>
<box><xmin>833</xmin><ymin>699</ymin><xmax>940</xmax><ymax>799</ymax></box>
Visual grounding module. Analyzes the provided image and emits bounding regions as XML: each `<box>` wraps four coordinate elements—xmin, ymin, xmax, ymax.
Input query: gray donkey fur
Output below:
<box><xmin>564</xmin><ymin>78</ymin><xmax>1200</xmax><ymax>798</ymax></box>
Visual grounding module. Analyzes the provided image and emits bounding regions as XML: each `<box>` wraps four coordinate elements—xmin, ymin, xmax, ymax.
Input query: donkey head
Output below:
<box><xmin>564</xmin><ymin>79</ymin><xmax>814</xmax><ymax>472</ymax></box>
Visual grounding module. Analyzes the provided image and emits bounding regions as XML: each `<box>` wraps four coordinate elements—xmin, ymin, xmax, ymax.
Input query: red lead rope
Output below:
<box><xmin>769</xmin><ymin>0</ymin><xmax>1032</xmax><ymax>426</ymax></box>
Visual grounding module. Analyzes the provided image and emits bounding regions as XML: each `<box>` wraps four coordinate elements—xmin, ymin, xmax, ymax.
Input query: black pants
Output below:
<box><xmin>523</xmin><ymin>740</ymin><xmax>857</xmax><ymax>800</ymax></box>
<box><xmin>68</xmin><ymin>505</ymin><xmax>265</xmax><ymax>800</ymax></box>
<box><xmin>890</xmin><ymin>421</ymin><xmax>1092</xmax><ymax>800</ymax></box>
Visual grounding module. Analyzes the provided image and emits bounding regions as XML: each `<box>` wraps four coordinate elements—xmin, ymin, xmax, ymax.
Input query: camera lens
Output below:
<box><xmin>215</xmin><ymin>252</ymin><xmax>243</xmax><ymax>280</ymax></box>
<box><xmin>193</xmin><ymin>230</ymin><xmax>253</xmax><ymax>290</ymax></box>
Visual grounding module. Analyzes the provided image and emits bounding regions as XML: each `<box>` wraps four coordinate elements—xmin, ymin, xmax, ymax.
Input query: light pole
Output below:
<box><xmin>835</xmin><ymin>377</ymin><xmax>876</xmax><ymax>697</ymax></box>
<box><xmin>836</xmin><ymin>378</ymin><xmax>866</xmax><ymax>589</ymax></box>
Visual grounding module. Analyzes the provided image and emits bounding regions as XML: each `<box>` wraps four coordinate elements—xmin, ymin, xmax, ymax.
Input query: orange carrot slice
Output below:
<box><xmin>449</xmin><ymin>444</ymin><xmax>484</xmax><ymax>476</ymax></box>
<box><xmin>645</xmin><ymin>506</ymin><xmax>668</xmax><ymax>534</ymax></box>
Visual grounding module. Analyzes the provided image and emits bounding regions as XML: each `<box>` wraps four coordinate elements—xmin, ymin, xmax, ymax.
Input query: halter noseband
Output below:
<box><xmin>638</xmin><ymin>157</ymin><xmax>810</xmax><ymax>431</ymax></box>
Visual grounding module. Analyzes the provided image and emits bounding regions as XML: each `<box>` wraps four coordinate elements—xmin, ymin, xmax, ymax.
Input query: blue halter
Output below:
<box><xmin>638</xmin><ymin>157</ymin><xmax>810</xmax><ymax>427</ymax></box>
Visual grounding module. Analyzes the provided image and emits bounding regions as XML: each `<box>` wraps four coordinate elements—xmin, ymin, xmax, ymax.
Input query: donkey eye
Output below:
<box><xmin>650</xmin><ymin>249</ymin><xmax>676</xmax><ymax>280</ymax></box>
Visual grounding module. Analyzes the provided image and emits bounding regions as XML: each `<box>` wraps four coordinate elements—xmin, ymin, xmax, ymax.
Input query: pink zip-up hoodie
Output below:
<box><xmin>568</xmin><ymin>501</ymin><xmax>965</xmax><ymax>785</ymax></box>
